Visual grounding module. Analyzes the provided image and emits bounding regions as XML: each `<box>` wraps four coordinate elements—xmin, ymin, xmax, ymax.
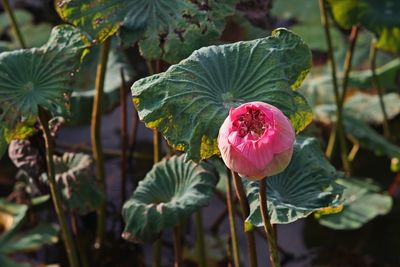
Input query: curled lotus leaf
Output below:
<box><xmin>132</xmin><ymin>28</ymin><xmax>313</xmax><ymax>162</ymax></box>
<box><xmin>41</xmin><ymin>152</ymin><xmax>104</xmax><ymax>215</ymax></box>
<box><xmin>122</xmin><ymin>155</ymin><xmax>217</xmax><ymax>242</ymax></box>
<box><xmin>55</xmin><ymin>0</ymin><xmax>237</xmax><ymax>63</ymax></box>
<box><xmin>0</xmin><ymin>25</ymin><xmax>89</xmax><ymax>129</ymax></box>
<box><xmin>244</xmin><ymin>137</ymin><xmax>344</xmax><ymax>226</ymax></box>
<box><xmin>318</xmin><ymin>177</ymin><xmax>392</xmax><ymax>230</ymax></box>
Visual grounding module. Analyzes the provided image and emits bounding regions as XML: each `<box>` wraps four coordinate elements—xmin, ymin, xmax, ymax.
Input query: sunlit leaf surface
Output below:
<box><xmin>132</xmin><ymin>29</ymin><xmax>312</xmax><ymax>161</ymax></box>
<box><xmin>244</xmin><ymin>137</ymin><xmax>344</xmax><ymax>226</ymax></box>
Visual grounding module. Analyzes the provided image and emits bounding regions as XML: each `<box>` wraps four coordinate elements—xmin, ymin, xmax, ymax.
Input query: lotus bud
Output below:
<box><xmin>218</xmin><ymin>102</ymin><xmax>295</xmax><ymax>180</ymax></box>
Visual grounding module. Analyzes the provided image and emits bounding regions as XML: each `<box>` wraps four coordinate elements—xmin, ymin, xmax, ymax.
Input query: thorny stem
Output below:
<box><xmin>370</xmin><ymin>39</ymin><xmax>391</xmax><ymax>139</ymax></box>
<box><xmin>38</xmin><ymin>107</ymin><xmax>79</xmax><ymax>267</ymax></box>
<box><xmin>232</xmin><ymin>171</ymin><xmax>258</xmax><ymax>267</ymax></box>
<box><xmin>259</xmin><ymin>178</ymin><xmax>280</xmax><ymax>267</ymax></box>
<box><xmin>195</xmin><ymin>210</ymin><xmax>207</xmax><ymax>267</ymax></box>
<box><xmin>173</xmin><ymin>225</ymin><xmax>182</xmax><ymax>267</ymax></box>
<box><xmin>226</xmin><ymin>169</ymin><xmax>242</xmax><ymax>267</ymax></box>
<box><xmin>120</xmin><ymin>69</ymin><xmax>128</xmax><ymax>213</ymax></box>
<box><xmin>319</xmin><ymin>0</ymin><xmax>351</xmax><ymax>174</ymax></box>
<box><xmin>91</xmin><ymin>38</ymin><xmax>111</xmax><ymax>249</ymax></box>
<box><xmin>1</xmin><ymin>0</ymin><xmax>26</xmax><ymax>48</ymax></box>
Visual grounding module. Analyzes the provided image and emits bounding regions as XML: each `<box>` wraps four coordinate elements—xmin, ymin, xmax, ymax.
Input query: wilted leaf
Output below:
<box><xmin>41</xmin><ymin>153</ymin><xmax>104</xmax><ymax>215</ymax></box>
<box><xmin>132</xmin><ymin>29</ymin><xmax>312</xmax><ymax>161</ymax></box>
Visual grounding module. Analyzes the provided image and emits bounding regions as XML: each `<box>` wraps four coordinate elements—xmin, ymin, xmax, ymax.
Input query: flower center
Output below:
<box><xmin>233</xmin><ymin>108</ymin><xmax>268</xmax><ymax>139</ymax></box>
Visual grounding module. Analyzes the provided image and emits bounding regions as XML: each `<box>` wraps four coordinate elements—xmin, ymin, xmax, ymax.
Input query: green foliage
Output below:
<box><xmin>314</xmin><ymin>107</ymin><xmax>400</xmax><ymax>164</ymax></box>
<box><xmin>56</xmin><ymin>0</ymin><xmax>237</xmax><ymax>63</ymax></box>
<box><xmin>132</xmin><ymin>28</ymin><xmax>312</xmax><ymax>161</ymax></box>
<box><xmin>348</xmin><ymin>58</ymin><xmax>400</xmax><ymax>92</ymax></box>
<box><xmin>122</xmin><ymin>155</ymin><xmax>218</xmax><ymax>242</ymax></box>
<box><xmin>68</xmin><ymin>39</ymin><xmax>135</xmax><ymax>125</ymax></box>
<box><xmin>41</xmin><ymin>153</ymin><xmax>104</xmax><ymax>215</ymax></box>
<box><xmin>318</xmin><ymin>177</ymin><xmax>392</xmax><ymax>230</ymax></box>
<box><xmin>0</xmin><ymin>25</ymin><xmax>89</xmax><ymax>129</ymax></box>
<box><xmin>244</xmin><ymin>137</ymin><xmax>344</xmax><ymax>226</ymax></box>
<box><xmin>328</xmin><ymin>0</ymin><xmax>400</xmax><ymax>52</ymax></box>
<box><xmin>0</xmin><ymin>199</ymin><xmax>58</xmax><ymax>267</ymax></box>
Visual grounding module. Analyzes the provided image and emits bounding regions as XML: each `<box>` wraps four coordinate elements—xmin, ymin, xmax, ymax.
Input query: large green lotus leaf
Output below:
<box><xmin>68</xmin><ymin>40</ymin><xmax>135</xmax><ymax>126</ymax></box>
<box><xmin>328</xmin><ymin>0</ymin><xmax>400</xmax><ymax>53</ymax></box>
<box><xmin>314</xmin><ymin>107</ymin><xmax>400</xmax><ymax>162</ymax></box>
<box><xmin>244</xmin><ymin>136</ymin><xmax>344</xmax><ymax>226</ymax></box>
<box><xmin>0</xmin><ymin>25</ymin><xmax>89</xmax><ymax>128</ymax></box>
<box><xmin>0</xmin><ymin>223</ymin><xmax>58</xmax><ymax>254</ymax></box>
<box><xmin>56</xmin><ymin>0</ymin><xmax>236</xmax><ymax>63</ymax></box>
<box><xmin>318</xmin><ymin>177</ymin><xmax>392</xmax><ymax>230</ymax></box>
<box><xmin>348</xmin><ymin>58</ymin><xmax>400</xmax><ymax>92</ymax></box>
<box><xmin>122</xmin><ymin>155</ymin><xmax>218</xmax><ymax>242</ymax></box>
<box><xmin>40</xmin><ymin>153</ymin><xmax>104</xmax><ymax>215</ymax></box>
<box><xmin>132</xmin><ymin>29</ymin><xmax>313</xmax><ymax>161</ymax></box>
<box><xmin>344</xmin><ymin>93</ymin><xmax>400</xmax><ymax>124</ymax></box>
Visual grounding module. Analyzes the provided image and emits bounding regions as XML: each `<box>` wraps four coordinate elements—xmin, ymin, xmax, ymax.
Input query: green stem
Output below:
<box><xmin>339</xmin><ymin>26</ymin><xmax>359</xmax><ymax>109</ymax></box>
<box><xmin>91</xmin><ymin>39</ymin><xmax>111</xmax><ymax>249</ymax></box>
<box><xmin>370</xmin><ymin>39</ymin><xmax>391</xmax><ymax>139</ymax></box>
<box><xmin>319</xmin><ymin>0</ymin><xmax>351</xmax><ymax>174</ymax></box>
<box><xmin>232</xmin><ymin>171</ymin><xmax>258</xmax><ymax>267</ymax></box>
<box><xmin>148</xmin><ymin>59</ymin><xmax>163</xmax><ymax>267</ymax></box>
<box><xmin>195</xmin><ymin>210</ymin><xmax>207</xmax><ymax>267</ymax></box>
<box><xmin>226</xmin><ymin>169</ymin><xmax>241</xmax><ymax>267</ymax></box>
<box><xmin>173</xmin><ymin>225</ymin><xmax>182</xmax><ymax>267</ymax></box>
<box><xmin>152</xmin><ymin>240</ymin><xmax>162</xmax><ymax>267</ymax></box>
<box><xmin>1</xmin><ymin>0</ymin><xmax>26</xmax><ymax>48</ymax></box>
<box><xmin>71</xmin><ymin>212</ymin><xmax>90</xmax><ymax>267</ymax></box>
<box><xmin>38</xmin><ymin>107</ymin><xmax>79</xmax><ymax>267</ymax></box>
<box><xmin>347</xmin><ymin>142</ymin><xmax>360</xmax><ymax>162</ymax></box>
<box><xmin>120</xmin><ymin>68</ymin><xmax>128</xmax><ymax>212</ymax></box>
<box><xmin>259</xmin><ymin>178</ymin><xmax>280</xmax><ymax>267</ymax></box>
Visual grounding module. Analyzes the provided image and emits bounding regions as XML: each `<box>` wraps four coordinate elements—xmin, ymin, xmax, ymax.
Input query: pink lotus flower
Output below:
<box><xmin>218</xmin><ymin>102</ymin><xmax>295</xmax><ymax>180</ymax></box>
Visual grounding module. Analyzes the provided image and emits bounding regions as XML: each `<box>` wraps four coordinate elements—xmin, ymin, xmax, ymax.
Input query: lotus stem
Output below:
<box><xmin>173</xmin><ymin>225</ymin><xmax>182</xmax><ymax>267</ymax></box>
<box><xmin>319</xmin><ymin>0</ymin><xmax>351</xmax><ymax>174</ymax></box>
<box><xmin>1</xmin><ymin>0</ymin><xmax>26</xmax><ymax>48</ymax></box>
<box><xmin>120</xmin><ymin>68</ymin><xmax>128</xmax><ymax>212</ymax></box>
<box><xmin>38</xmin><ymin>107</ymin><xmax>79</xmax><ymax>267</ymax></box>
<box><xmin>339</xmin><ymin>26</ymin><xmax>359</xmax><ymax>108</ymax></box>
<box><xmin>195</xmin><ymin>210</ymin><xmax>207</xmax><ymax>267</ymax></box>
<box><xmin>226</xmin><ymin>169</ymin><xmax>242</xmax><ymax>267</ymax></box>
<box><xmin>71</xmin><ymin>212</ymin><xmax>90</xmax><ymax>267</ymax></box>
<box><xmin>91</xmin><ymin>38</ymin><xmax>111</xmax><ymax>249</ymax></box>
<box><xmin>347</xmin><ymin>142</ymin><xmax>360</xmax><ymax>162</ymax></box>
<box><xmin>370</xmin><ymin>39</ymin><xmax>391</xmax><ymax>139</ymax></box>
<box><xmin>259</xmin><ymin>178</ymin><xmax>280</xmax><ymax>267</ymax></box>
<box><xmin>232</xmin><ymin>171</ymin><xmax>258</xmax><ymax>267</ymax></box>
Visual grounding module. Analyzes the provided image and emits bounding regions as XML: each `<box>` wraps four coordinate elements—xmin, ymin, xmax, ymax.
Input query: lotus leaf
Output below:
<box><xmin>122</xmin><ymin>155</ymin><xmax>217</xmax><ymax>242</ymax></box>
<box><xmin>132</xmin><ymin>28</ymin><xmax>312</xmax><ymax>161</ymax></box>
